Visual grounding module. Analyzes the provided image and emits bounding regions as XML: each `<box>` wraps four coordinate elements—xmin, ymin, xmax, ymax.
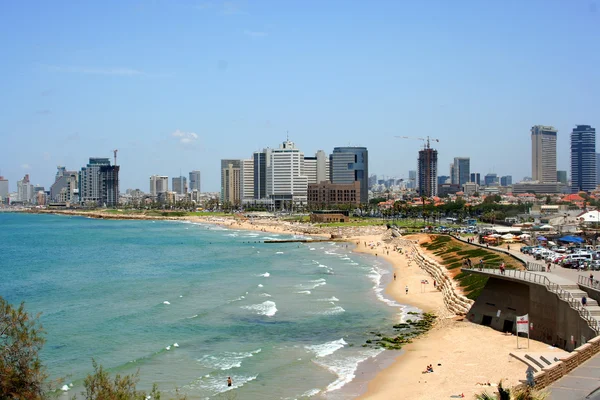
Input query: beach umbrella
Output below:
<box><xmin>501</xmin><ymin>233</ymin><xmax>515</xmax><ymax>240</ymax></box>
<box><xmin>519</xmin><ymin>233</ymin><xmax>531</xmax><ymax>239</ymax></box>
<box><xmin>558</xmin><ymin>235</ymin><xmax>584</xmax><ymax>243</ymax></box>
<box><xmin>540</xmin><ymin>224</ymin><xmax>554</xmax><ymax>230</ymax></box>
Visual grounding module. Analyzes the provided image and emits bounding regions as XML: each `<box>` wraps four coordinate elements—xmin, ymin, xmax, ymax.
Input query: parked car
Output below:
<box><xmin>555</xmin><ymin>246</ymin><xmax>567</xmax><ymax>253</ymax></box>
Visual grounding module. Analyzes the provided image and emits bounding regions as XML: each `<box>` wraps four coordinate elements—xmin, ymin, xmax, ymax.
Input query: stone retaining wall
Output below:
<box><xmin>398</xmin><ymin>239</ymin><xmax>474</xmax><ymax>315</ymax></box>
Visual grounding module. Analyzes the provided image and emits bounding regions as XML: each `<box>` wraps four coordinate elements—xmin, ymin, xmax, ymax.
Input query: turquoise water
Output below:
<box><xmin>0</xmin><ymin>213</ymin><xmax>408</xmax><ymax>399</ymax></box>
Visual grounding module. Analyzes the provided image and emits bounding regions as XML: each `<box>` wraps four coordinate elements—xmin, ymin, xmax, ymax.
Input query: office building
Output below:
<box><xmin>241</xmin><ymin>159</ymin><xmax>254</xmax><ymax>200</ymax></box>
<box><xmin>368</xmin><ymin>174</ymin><xmax>377</xmax><ymax>189</ymax></box>
<box><xmin>470</xmin><ymin>172</ymin><xmax>481</xmax><ymax>186</ymax></box>
<box><xmin>80</xmin><ymin>158</ymin><xmax>110</xmax><ymax>205</ymax></box>
<box><xmin>172</xmin><ymin>176</ymin><xmax>187</xmax><ymax>195</ymax></box>
<box><xmin>266</xmin><ymin>139</ymin><xmax>308</xmax><ymax>207</ymax></box>
<box><xmin>484</xmin><ymin>173</ymin><xmax>498</xmax><ymax>186</ymax></box>
<box><xmin>304</xmin><ymin>150</ymin><xmax>330</xmax><ymax>184</ymax></box>
<box><xmin>17</xmin><ymin>174</ymin><xmax>33</xmax><ymax>203</ymax></box>
<box><xmin>449</xmin><ymin>164</ymin><xmax>455</xmax><ymax>184</ymax></box>
<box><xmin>437</xmin><ymin>175</ymin><xmax>450</xmax><ymax>186</ymax></box>
<box><xmin>307</xmin><ymin>181</ymin><xmax>360</xmax><ymax>208</ymax></box>
<box><xmin>438</xmin><ymin>183</ymin><xmax>460</xmax><ymax>197</ymax></box>
<box><xmin>557</xmin><ymin>170</ymin><xmax>568</xmax><ymax>185</ymax></box>
<box><xmin>500</xmin><ymin>175</ymin><xmax>512</xmax><ymax>187</ymax></box>
<box><xmin>99</xmin><ymin>164</ymin><xmax>120</xmax><ymax>207</ymax></box>
<box><xmin>0</xmin><ymin>176</ymin><xmax>9</xmax><ymax>200</ymax></box>
<box><xmin>149</xmin><ymin>175</ymin><xmax>169</xmax><ymax>196</ymax></box>
<box><xmin>453</xmin><ymin>157</ymin><xmax>470</xmax><ymax>186</ymax></box>
<box><xmin>50</xmin><ymin>166</ymin><xmax>79</xmax><ymax>203</ymax></box>
<box><xmin>221</xmin><ymin>159</ymin><xmax>242</xmax><ymax>205</ymax></box>
<box><xmin>330</xmin><ymin>147</ymin><xmax>369</xmax><ymax>203</ymax></box>
<box><xmin>531</xmin><ymin>125</ymin><xmax>558</xmax><ymax>183</ymax></box>
<box><xmin>571</xmin><ymin>125</ymin><xmax>597</xmax><ymax>193</ymax></box>
<box><xmin>462</xmin><ymin>182</ymin><xmax>479</xmax><ymax>196</ymax></box>
<box><xmin>253</xmin><ymin>151</ymin><xmax>267</xmax><ymax>200</ymax></box>
<box><xmin>597</xmin><ymin>154</ymin><xmax>600</xmax><ymax>185</ymax></box>
<box><xmin>189</xmin><ymin>170</ymin><xmax>201</xmax><ymax>192</ymax></box>
<box><xmin>417</xmin><ymin>148</ymin><xmax>438</xmax><ymax>197</ymax></box>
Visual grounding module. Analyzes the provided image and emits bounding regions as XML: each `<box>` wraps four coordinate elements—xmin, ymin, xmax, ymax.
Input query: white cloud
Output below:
<box><xmin>171</xmin><ymin>130</ymin><xmax>199</xmax><ymax>144</ymax></box>
<box><xmin>21</xmin><ymin>163</ymin><xmax>31</xmax><ymax>170</ymax></box>
<box><xmin>244</xmin><ymin>30</ymin><xmax>267</xmax><ymax>37</ymax></box>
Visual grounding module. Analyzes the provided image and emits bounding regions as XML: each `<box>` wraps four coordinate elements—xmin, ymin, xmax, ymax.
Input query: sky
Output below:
<box><xmin>1</xmin><ymin>0</ymin><xmax>599</xmax><ymax>192</ymax></box>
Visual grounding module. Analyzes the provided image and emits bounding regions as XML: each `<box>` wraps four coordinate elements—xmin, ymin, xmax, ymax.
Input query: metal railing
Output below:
<box><xmin>526</xmin><ymin>262</ymin><xmax>546</xmax><ymax>272</ymax></box>
<box><xmin>578</xmin><ymin>275</ymin><xmax>600</xmax><ymax>291</ymax></box>
<box><xmin>464</xmin><ymin>268</ymin><xmax>600</xmax><ymax>334</ymax></box>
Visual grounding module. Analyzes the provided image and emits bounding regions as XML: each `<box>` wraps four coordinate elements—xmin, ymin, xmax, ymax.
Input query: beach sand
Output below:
<box><xmin>352</xmin><ymin>234</ymin><xmax>566</xmax><ymax>400</ymax></box>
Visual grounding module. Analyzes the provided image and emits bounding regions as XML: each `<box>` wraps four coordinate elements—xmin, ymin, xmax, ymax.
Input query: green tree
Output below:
<box><xmin>1</xmin><ymin>297</ymin><xmax>47</xmax><ymax>400</ymax></box>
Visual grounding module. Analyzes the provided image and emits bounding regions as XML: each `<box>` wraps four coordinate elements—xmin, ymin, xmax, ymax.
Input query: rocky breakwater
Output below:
<box><xmin>399</xmin><ymin>238</ymin><xmax>474</xmax><ymax>316</ymax></box>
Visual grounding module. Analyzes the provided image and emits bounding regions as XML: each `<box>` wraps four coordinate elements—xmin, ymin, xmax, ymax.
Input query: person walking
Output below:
<box><xmin>227</xmin><ymin>377</ymin><xmax>232</xmax><ymax>387</ymax></box>
<box><xmin>499</xmin><ymin>262</ymin><xmax>506</xmax><ymax>275</ymax></box>
<box><xmin>590</xmin><ymin>273</ymin><xmax>594</xmax><ymax>286</ymax></box>
<box><xmin>405</xmin><ymin>285</ymin><xmax>409</xmax><ymax>295</ymax></box>
<box><xmin>394</xmin><ymin>272</ymin><xmax>397</xmax><ymax>281</ymax></box>
<box><xmin>582</xmin><ymin>296</ymin><xmax>588</xmax><ymax>307</ymax></box>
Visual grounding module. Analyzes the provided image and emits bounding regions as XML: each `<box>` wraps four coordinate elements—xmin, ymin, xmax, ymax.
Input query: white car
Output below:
<box><xmin>555</xmin><ymin>246</ymin><xmax>567</xmax><ymax>253</ymax></box>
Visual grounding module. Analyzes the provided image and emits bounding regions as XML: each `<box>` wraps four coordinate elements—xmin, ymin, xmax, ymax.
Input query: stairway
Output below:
<box><xmin>558</xmin><ymin>284</ymin><xmax>600</xmax><ymax>324</ymax></box>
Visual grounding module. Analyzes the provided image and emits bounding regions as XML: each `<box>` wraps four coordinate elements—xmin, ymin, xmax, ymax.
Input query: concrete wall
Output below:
<box><xmin>468</xmin><ymin>277</ymin><xmax>596</xmax><ymax>351</ymax></box>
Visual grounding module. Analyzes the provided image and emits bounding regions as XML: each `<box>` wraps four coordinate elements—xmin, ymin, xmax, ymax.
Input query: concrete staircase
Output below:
<box><xmin>559</xmin><ymin>284</ymin><xmax>600</xmax><ymax>320</ymax></box>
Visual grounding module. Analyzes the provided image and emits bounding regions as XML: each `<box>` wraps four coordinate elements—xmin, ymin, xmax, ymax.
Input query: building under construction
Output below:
<box><xmin>418</xmin><ymin>147</ymin><xmax>438</xmax><ymax>197</ymax></box>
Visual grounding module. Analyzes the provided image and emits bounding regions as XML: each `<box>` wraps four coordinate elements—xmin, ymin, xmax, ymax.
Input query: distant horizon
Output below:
<box><xmin>2</xmin><ymin>1</ymin><xmax>598</xmax><ymax>191</ymax></box>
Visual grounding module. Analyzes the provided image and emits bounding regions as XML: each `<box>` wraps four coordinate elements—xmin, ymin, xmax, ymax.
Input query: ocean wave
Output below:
<box><xmin>227</xmin><ymin>295</ymin><xmax>245</xmax><ymax>303</ymax></box>
<box><xmin>317</xmin><ymin>347</ymin><xmax>384</xmax><ymax>392</ymax></box>
<box><xmin>299</xmin><ymin>388</ymin><xmax>321</xmax><ymax>398</ymax></box>
<box><xmin>305</xmin><ymin>338</ymin><xmax>347</xmax><ymax>358</ymax></box>
<box><xmin>186</xmin><ymin>314</ymin><xmax>199</xmax><ymax>319</ymax></box>
<box><xmin>256</xmin><ymin>272</ymin><xmax>270</xmax><ymax>277</ymax></box>
<box><xmin>310</xmin><ymin>306</ymin><xmax>345</xmax><ymax>316</ymax></box>
<box><xmin>187</xmin><ymin>373</ymin><xmax>258</xmax><ymax>394</ymax></box>
<box><xmin>163</xmin><ymin>301</ymin><xmax>170</xmax><ymax>305</ymax></box>
<box><xmin>258</xmin><ymin>284</ymin><xmax>264</xmax><ymax>288</ymax></box>
<box><xmin>317</xmin><ymin>296</ymin><xmax>339</xmax><ymax>302</ymax></box>
<box><xmin>309</xmin><ymin>248</ymin><xmax>316</xmax><ymax>251</ymax></box>
<box><xmin>276</xmin><ymin>252</ymin><xmax>284</xmax><ymax>254</ymax></box>
<box><xmin>197</xmin><ymin>349</ymin><xmax>261</xmax><ymax>371</ymax></box>
<box><xmin>368</xmin><ymin>267</ymin><xmax>401</xmax><ymax>308</ymax></box>
<box><xmin>225</xmin><ymin>233</ymin><xmax>239</xmax><ymax>237</ymax></box>
<box><xmin>295</xmin><ymin>290</ymin><xmax>311</xmax><ymax>295</ymax></box>
<box><xmin>258</xmin><ymin>293</ymin><xmax>272</xmax><ymax>297</ymax></box>
<box><xmin>241</xmin><ymin>301</ymin><xmax>277</xmax><ymax>317</ymax></box>
<box><xmin>310</xmin><ymin>278</ymin><xmax>326</xmax><ymax>283</ymax></box>
<box><xmin>324</xmin><ymin>251</ymin><xmax>337</xmax><ymax>255</ymax></box>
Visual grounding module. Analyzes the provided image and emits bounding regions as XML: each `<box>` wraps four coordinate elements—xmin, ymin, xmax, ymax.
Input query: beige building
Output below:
<box><xmin>307</xmin><ymin>181</ymin><xmax>360</xmax><ymax>208</ymax></box>
<box><xmin>531</xmin><ymin>125</ymin><xmax>557</xmax><ymax>183</ymax></box>
<box><xmin>221</xmin><ymin>161</ymin><xmax>241</xmax><ymax>205</ymax></box>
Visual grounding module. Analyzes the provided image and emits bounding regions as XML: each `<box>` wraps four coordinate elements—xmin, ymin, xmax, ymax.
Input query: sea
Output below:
<box><xmin>0</xmin><ymin>213</ymin><xmax>413</xmax><ymax>399</ymax></box>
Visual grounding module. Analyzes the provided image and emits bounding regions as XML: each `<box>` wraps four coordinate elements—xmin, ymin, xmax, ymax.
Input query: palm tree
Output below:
<box><xmin>475</xmin><ymin>381</ymin><xmax>548</xmax><ymax>400</ymax></box>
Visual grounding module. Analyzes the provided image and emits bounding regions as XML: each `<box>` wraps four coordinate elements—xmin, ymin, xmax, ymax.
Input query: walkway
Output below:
<box><xmin>547</xmin><ymin>353</ymin><xmax>600</xmax><ymax>400</ymax></box>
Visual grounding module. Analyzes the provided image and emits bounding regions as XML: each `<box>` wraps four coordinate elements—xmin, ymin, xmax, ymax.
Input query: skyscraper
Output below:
<box><xmin>266</xmin><ymin>139</ymin><xmax>308</xmax><ymax>207</ymax></box>
<box><xmin>149</xmin><ymin>175</ymin><xmax>169</xmax><ymax>196</ymax></box>
<box><xmin>596</xmin><ymin>154</ymin><xmax>600</xmax><ymax>185</ymax></box>
<box><xmin>221</xmin><ymin>159</ymin><xmax>242</xmax><ymax>205</ymax></box>
<box><xmin>304</xmin><ymin>150</ymin><xmax>330</xmax><ymax>184</ymax></box>
<box><xmin>189</xmin><ymin>170</ymin><xmax>201</xmax><ymax>192</ymax></box>
<box><xmin>500</xmin><ymin>176</ymin><xmax>512</xmax><ymax>186</ymax></box>
<box><xmin>330</xmin><ymin>147</ymin><xmax>369</xmax><ymax>203</ymax></box>
<box><xmin>453</xmin><ymin>157</ymin><xmax>470</xmax><ymax>186</ymax></box>
<box><xmin>417</xmin><ymin>148</ymin><xmax>438</xmax><ymax>197</ymax></box>
<box><xmin>571</xmin><ymin>125</ymin><xmax>597</xmax><ymax>193</ymax></box>
<box><xmin>80</xmin><ymin>158</ymin><xmax>119</xmax><ymax>206</ymax></box>
<box><xmin>253</xmin><ymin>151</ymin><xmax>267</xmax><ymax>200</ymax></box>
<box><xmin>470</xmin><ymin>173</ymin><xmax>481</xmax><ymax>186</ymax></box>
<box><xmin>557</xmin><ymin>170</ymin><xmax>568</xmax><ymax>185</ymax></box>
<box><xmin>100</xmin><ymin>164</ymin><xmax>120</xmax><ymax>207</ymax></box>
<box><xmin>449</xmin><ymin>164</ymin><xmax>455</xmax><ymax>184</ymax></box>
<box><xmin>172</xmin><ymin>176</ymin><xmax>187</xmax><ymax>195</ymax></box>
<box><xmin>484</xmin><ymin>173</ymin><xmax>498</xmax><ymax>186</ymax></box>
<box><xmin>531</xmin><ymin>125</ymin><xmax>557</xmax><ymax>183</ymax></box>
<box><xmin>240</xmin><ymin>159</ymin><xmax>254</xmax><ymax>200</ymax></box>
<box><xmin>0</xmin><ymin>176</ymin><xmax>8</xmax><ymax>200</ymax></box>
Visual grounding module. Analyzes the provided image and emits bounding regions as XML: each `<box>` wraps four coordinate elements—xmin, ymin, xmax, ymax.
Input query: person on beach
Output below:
<box><xmin>227</xmin><ymin>377</ymin><xmax>232</xmax><ymax>387</ymax></box>
<box><xmin>394</xmin><ymin>272</ymin><xmax>397</xmax><ymax>281</ymax></box>
<box><xmin>405</xmin><ymin>285</ymin><xmax>409</xmax><ymax>294</ymax></box>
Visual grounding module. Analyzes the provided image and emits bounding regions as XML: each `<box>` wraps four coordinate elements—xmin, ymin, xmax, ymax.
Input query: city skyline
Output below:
<box><xmin>1</xmin><ymin>1</ymin><xmax>599</xmax><ymax>191</ymax></box>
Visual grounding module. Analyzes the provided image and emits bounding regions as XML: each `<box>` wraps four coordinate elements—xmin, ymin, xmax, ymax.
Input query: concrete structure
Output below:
<box><xmin>80</xmin><ymin>158</ymin><xmax>116</xmax><ymax>206</ymax></box>
<box><xmin>307</xmin><ymin>181</ymin><xmax>360</xmax><ymax>208</ymax></box>
<box><xmin>531</xmin><ymin>125</ymin><xmax>558</xmax><ymax>183</ymax></box>
<box><xmin>310</xmin><ymin>210</ymin><xmax>349</xmax><ymax>223</ymax></box>
<box><xmin>172</xmin><ymin>176</ymin><xmax>187</xmax><ymax>195</ymax></box>
<box><xmin>0</xmin><ymin>176</ymin><xmax>9</xmax><ymax>200</ymax></box>
<box><xmin>221</xmin><ymin>159</ymin><xmax>241</xmax><ymax>205</ymax></box>
<box><xmin>557</xmin><ymin>170</ymin><xmax>568</xmax><ymax>185</ymax></box>
<box><xmin>462</xmin><ymin>269</ymin><xmax>598</xmax><ymax>351</ymax></box>
<box><xmin>240</xmin><ymin>159</ymin><xmax>254</xmax><ymax>201</ymax></box>
<box><xmin>50</xmin><ymin>166</ymin><xmax>79</xmax><ymax>203</ymax></box>
<box><xmin>16</xmin><ymin>174</ymin><xmax>33</xmax><ymax>203</ymax></box>
<box><xmin>571</xmin><ymin>125</ymin><xmax>597</xmax><ymax>193</ymax></box>
<box><xmin>304</xmin><ymin>150</ymin><xmax>330</xmax><ymax>184</ymax></box>
<box><xmin>449</xmin><ymin>163</ymin><xmax>455</xmax><ymax>184</ymax></box>
<box><xmin>149</xmin><ymin>175</ymin><xmax>168</xmax><ymax>197</ymax></box>
<box><xmin>462</xmin><ymin>182</ymin><xmax>479</xmax><ymax>196</ymax></box>
<box><xmin>470</xmin><ymin>172</ymin><xmax>481</xmax><ymax>186</ymax></box>
<box><xmin>512</xmin><ymin>182</ymin><xmax>563</xmax><ymax>194</ymax></box>
<box><xmin>189</xmin><ymin>170</ymin><xmax>201</xmax><ymax>192</ymax></box>
<box><xmin>453</xmin><ymin>157</ymin><xmax>470</xmax><ymax>186</ymax></box>
<box><xmin>330</xmin><ymin>147</ymin><xmax>369</xmax><ymax>204</ymax></box>
<box><xmin>253</xmin><ymin>151</ymin><xmax>267</xmax><ymax>200</ymax></box>
<box><xmin>266</xmin><ymin>139</ymin><xmax>308</xmax><ymax>207</ymax></box>
<box><xmin>417</xmin><ymin>148</ymin><xmax>438</xmax><ymax>197</ymax></box>
<box><xmin>484</xmin><ymin>173</ymin><xmax>498</xmax><ymax>186</ymax></box>
<box><xmin>438</xmin><ymin>183</ymin><xmax>460</xmax><ymax>197</ymax></box>
<box><xmin>99</xmin><ymin>164</ymin><xmax>120</xmax><ymax>207</ymax></box>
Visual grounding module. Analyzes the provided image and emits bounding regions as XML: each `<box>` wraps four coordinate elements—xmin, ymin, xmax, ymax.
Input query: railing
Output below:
<box><xmin>464</xmin><ymin>268</ymin><xmax>600</xmax><ymax>334</ymax></box>
<box><xmin>526</xmin><ymin>262</ymin><xmax>546</xmax><ymax>272</ymax></box>
<box><xmin>578</xmin><ymin>275</ymin><xmax>600</xmax><ymax>291</ymax></box>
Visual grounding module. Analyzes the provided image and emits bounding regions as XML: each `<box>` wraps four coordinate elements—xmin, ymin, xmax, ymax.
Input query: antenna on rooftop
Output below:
<box><xmin>113</xmin><ymin>149</ymin><xmax>118</xmax><ymax>165</ymax></box>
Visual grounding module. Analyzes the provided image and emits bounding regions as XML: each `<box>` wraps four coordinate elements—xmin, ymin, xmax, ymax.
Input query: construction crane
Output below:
<box><xmin>394</xmin><ymin>136</ymin><xmax>440</xmax><ymax>149</ymax></box>
<box><xmin>113</xmin><ymin>149</ymin><xmax>118</xmax><ymax>165</ymax></box>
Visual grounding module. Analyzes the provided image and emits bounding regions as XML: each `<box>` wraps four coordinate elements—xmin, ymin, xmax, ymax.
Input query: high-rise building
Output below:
<box><xmin>330</xmin><ymin>147</ymin><xmax>369</xmax><ymax>203</ymax></box>
<box><xmin>470</xmin><ymin>172</ymin><xmax>481</xmax><ymax>186</ymax></box>
<box><xmin>80</xmin><ymin>158</ymin><xmax>111</xmax><ymax>205</ymax></box>
<box><xmin>172</xmin><ymin>176</ymin><xmax>187</xmax><ymax>195</ymax></box>
<box><xmin>557</xmin><ymin>170</ymin><xmax>568</xmax><ymax>185</ymax></box>
<box><xmin>0</xmin><ymin>176</ymin><xmax>9</xmax><ymax>200</ymax></box>
<box><xmin>596</xmin><ymin>154</ymin><xmax>600</xmax><ymax>185</ymax></box>
<box><xmin>304</xmin><ymin>150</ymin><xmax>330</xmax><ymax>184</ymax></box>
<box><xmin>221</xmin><ymin>159</ymin><xmax>242</xmax><ymax>205</ymax></box>
<box><xmin>453</xmin><ymin>157</ymin><xmax>470</xmax><ymax>186</ymax></box>
<box><xmin>571</xmin><ymin>125</ymin><xmax>597</xmax><ymax>193</ymax></box>
<box><xmin>99</xmin><ymin>164</ymin><xmax>120</xmax><ymax>207</ymax></box>
<box><xmin>368</xmin><ymin>174</ymin><xmax>377</xmax><ymax>189</ymax></box>
<box><xmin>407</xmin><ymin>170</ymin><xmax>417</xmax><ymax>189</ymax></box>
<box><xmin>253</xmin><ymin>151</ymin><xmax>267</xmax><ymax>200</ymax></box>
<box><xmin>484</xmin><ymin>173</ymin><xmax>498</xmax><ymax>186</ymax></box>
<box><xmin>531</xmin><ymin>125</ymin><xmax>558</xmax><ymax>183</ymax></box>
<box><xmin>189</xmin><ymin>170</ymin><xmax>201</xmax><ymax>192</ymax></box>
<box><xmin>149</xmin><ymin>175</ymin><xmax>169</xmax><ymax>196</ymax></box>
<box><xmin>449</xmin><ymin>164</ymin><xmax>455</xmax><ymax>184</ymax></box>
<box><xmin>417</xmin><ymin>148</ymin><xmax>438</xmax><ymax>197</ymax></box>
<box><xmin>266</xmin><ymin>139</ymin><xmax>308</xmax><ymax>207</ymax></box>
<box><xmin>437</xmin><ymin>175</ymin><xmax>450</xmax><ymax>186</ymax></box>
<box><xmin>17</xmin><ymin>174</ymin><xmax>33</xmax><ymax>203</ymax></box>
<box><xmin>50</xmin><ymin>166</ymin><xmax>79</xmax><ymax>202</ymax></box>
<box><xmin>500</xmin><ymin>175</ymin><xmax>512</xmax><ymax>186</ymax></box>
<box><xmin>241</xmin><ymin>159</ymin><xmax>254</xmax><ymax>200</ymax></box>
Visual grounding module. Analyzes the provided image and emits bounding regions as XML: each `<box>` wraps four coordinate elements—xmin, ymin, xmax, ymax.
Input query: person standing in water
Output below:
<box><xmin>227</xmin><ymin>377</ymin><xmax>232</xmax><ymax>387</ymax></box>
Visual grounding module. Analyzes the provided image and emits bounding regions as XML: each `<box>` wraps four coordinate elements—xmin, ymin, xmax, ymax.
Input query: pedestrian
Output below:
<box><xmin>507</xmin><ymin>244</ymin><xmax>510</xmax><ymax>251</ymax></box>
<box><xmin>479</xmin><ymin>259</ymin><xmax>484</xmax><ymax>271</ymax></box>
<box><xmin>405</xmin><ymin>285</ymin><xmax>409</xmax><ymax>295</ymax></box>
<box><xmin>394</xmin><ymin>272</ymin><xmax>397</xmax><ymax>281</ymax></box>
<box><xmin>591</xmin><ymin>273</ymin><xmax>594</xmax><ymax>286</ymax></box>
<box><xmin>468</xmin><ymin>259</ymin><xmax>472</xmax><ymax>268</ymax></box>
<box><xmin>547</xmin><ymin>262</ymin><xmax>551</xmax><ymax>273</ymax></box>
<box><xmin>500</xmin><ymin>262</ymin><xmax>505</xmax><ymax>275</ymax></box>
<box><xmin>582</xmin><ymin>296</ymin><xmax>588</xmax><ymax>307</ymax></box>
<box><xmin>433</xmin><ymin>280</ymin><xmax>437</xmax><ymax>288</ymax></box>
<box><xmin>227</xmin><ymin>377</ymin><xmax>232</xmax><ymax>387</ymax></box>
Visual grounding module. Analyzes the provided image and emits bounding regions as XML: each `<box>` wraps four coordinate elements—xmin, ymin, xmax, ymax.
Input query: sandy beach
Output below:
<box><xmin>352</xmin><ymin>234</ymin><xmax>567</xmax><ymax>400</ymax></box>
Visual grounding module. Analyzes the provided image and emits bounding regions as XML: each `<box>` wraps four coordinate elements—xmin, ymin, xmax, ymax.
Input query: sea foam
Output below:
<box><xmin>305</xmin><ymin>338</ymin><xmax>347</xmax><ymax>358</ymax></box>
<box><xmin>241</xmin><ymin>301</ymin><xmax>277</xmax><ymax>317</ymax></box>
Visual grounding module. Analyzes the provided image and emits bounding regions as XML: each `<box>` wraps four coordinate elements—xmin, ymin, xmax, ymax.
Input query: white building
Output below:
<box><xmin>304</xmin><ymin>150</ymin><xmax>330</xmax><ymax>184</ymax></box>
<box><xmin>17</xmin><ymin>174</ymin><xmax>33</xmax><ymax>203</ymax></box>
<box><xmin>266</xmin><ymin>139</ymin><xmax>308</xmax><ymax>207</ymax></box>
<box><xmin>0</xmin><ymin>176</ymin><xmax>8</xmax><ymax>200</ymax></box>
<box><xmin>149</xmin><ymin>175</ymin><xmax>169</xmax><ymax>196</ymax></box>
<box><xmin>241</xmin><ymin>159</ymin><xmax>254</xmax><ymax>200</ymax></box>
<box><xmin>189</xmin><ymin>170</ymin><xmax>201</xmax><ymax>192</ymax></box>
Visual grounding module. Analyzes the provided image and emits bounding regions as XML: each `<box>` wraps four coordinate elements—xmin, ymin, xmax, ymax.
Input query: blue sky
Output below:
<box><xmin>1</xmin><ymin>0</ymin><xmax>599</xmax><ymax>192</ymax></box>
